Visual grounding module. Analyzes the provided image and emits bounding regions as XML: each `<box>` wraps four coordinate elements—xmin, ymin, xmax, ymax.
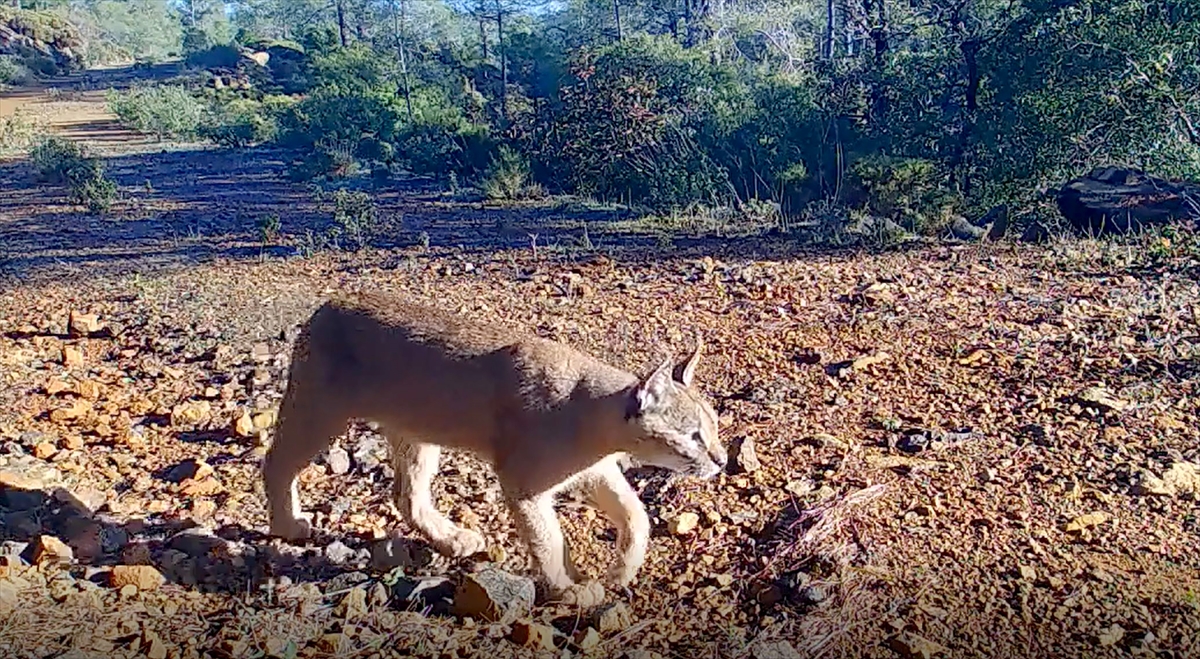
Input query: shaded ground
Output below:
<box><xmin>1</xmin><ymin>66</ymin><xmax>1199</xmax><ymax>659</ymax></box>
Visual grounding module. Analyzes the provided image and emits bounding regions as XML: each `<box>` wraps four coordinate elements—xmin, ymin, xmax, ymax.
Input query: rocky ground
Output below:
<box><xmin>2</xmin><ymin>69</ymin><xmax>1200</xmax><ymax>659</ymax></box>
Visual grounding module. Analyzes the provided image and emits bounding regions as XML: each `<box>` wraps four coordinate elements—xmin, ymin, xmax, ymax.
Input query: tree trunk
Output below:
<box><xmin>335</xmin><ymin>0</ymin><xmax>349</xmax><ymax>46</ymax></box>
<box><xmin>496</xmin><ymin>0</ymin><xmax>508</xmax><ymax>122</ymax></box>
<box><xmin>952</xmin><ymin>38</ymin><xmax>980</xmax><ymax>195</ymax></box>
<box><xmin>391</xmin><ymin>0</ymin><xmax>414</xmax><ymax>121</ymax></box>
<box><xmin>613</xmin><ymin>0</ymin><xmax>623</xmax><ymax>41</ymax></box>
<box><xmin>866</xmin><ymin>0</ymin><xmax>889</xmax><ymax>120</ymax></box>
<box><xmin>824</xmin><ymin>0</ymin><xmax>835</xmax><ymax>58</ymax></box>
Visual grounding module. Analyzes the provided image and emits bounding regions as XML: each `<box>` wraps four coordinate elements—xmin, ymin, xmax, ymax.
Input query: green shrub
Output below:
<box><xmin>30</xmin><ymin>136</ymin><xmax>86</xmax><ymax>184</ymax></box>
<box><xmin>849</xmin><ymin>155</ymin><xmax>961</xmax><ymax>235</ymax></box>
<box><xmin>0</xmin><ymin>56</ymin><xmax>20</xmax><ymax>86</ymax></box>
<box><xmin>481</xmin><ymin>146</ymin><xmax>543</xmax><ymax>201</ymax></box>
<box><xmin>330</xmin><ymin>189</ymin><xmax>376</xmax><ymax>249</ymax></box>
<box><xmin>528</xmin><ymin>36</ymin><xmax>733</xmax><ymax>209</ymax></box>
<box><xmin>203</xmin><ymin>97</ymin><xmax>281</xmax><ymax>147</ymax></box>
<box><xmin>106</xmin><ymin>85</ymin><xmax>209</xmax><ymax>141</ymax></box>
<box><xmin>0</xmin><ymin>113</ymin><xmax>42</xmax><ymax>156</ymax></box>
<box><xmin>29</xmin><ymin>136</ymin><xmax>118</xmax><ymax>213</ymax></box>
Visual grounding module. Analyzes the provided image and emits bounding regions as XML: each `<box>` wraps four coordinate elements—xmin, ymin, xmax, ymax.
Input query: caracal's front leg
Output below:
<box><xmin>390</xmin><ymin>440</ymin><xmax>486</xmax><ymax>557</ymax></box>
<box><xmin>506</xmin><ymin>491</ymin><xmax>605</xmax><ymax>607</ymax></box>
<box><xmin>588</xmin><ymin>461</ymin><xmax>651</xmax><ymax>588</ymax></box>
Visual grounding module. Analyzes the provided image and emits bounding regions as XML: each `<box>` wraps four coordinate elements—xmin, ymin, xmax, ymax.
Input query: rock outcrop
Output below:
<box><xmin>0</xmin><ymin>8</ymin><xmax>86</xmax><ymax>75</ymax></box>
<box><xmin>1057</xmin><ymin>166</ymin><xmax>1200</xmax><ymax>236</ymax></box>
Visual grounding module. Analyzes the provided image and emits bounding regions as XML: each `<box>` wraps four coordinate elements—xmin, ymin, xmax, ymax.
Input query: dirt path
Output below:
<box><xmin>0</xmin><ymin>65</ymin><xmax>171</xmax><ymax>152</ymax></box>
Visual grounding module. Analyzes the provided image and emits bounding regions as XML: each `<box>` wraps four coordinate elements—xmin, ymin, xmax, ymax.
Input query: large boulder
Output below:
<box><xmin>0</xmin><ymin>7</ymin><xmax>86</xmax><ymax>74</ymax></box>
<box><xmin>1057</xmin><ymin>167</ymin><xmax>1200</xmax><ymax>236</ymax></box>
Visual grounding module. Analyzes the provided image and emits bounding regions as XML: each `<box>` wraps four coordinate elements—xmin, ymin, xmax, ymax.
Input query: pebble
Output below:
<box><xmin>326</xmin><ymin>447</ymin><xmax>351</xmax><ymax>475</ymax></box>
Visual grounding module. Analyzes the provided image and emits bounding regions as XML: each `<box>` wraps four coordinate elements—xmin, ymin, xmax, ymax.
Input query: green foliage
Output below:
<box><xmin>106</xmin><ymin>85</ymin><xmax>210</xmax><ymax>141</ymax></box>
<box><xmin>482</xmin><ymin>145</ymin><xmax>543</xmax><ymax>201</ymax></box>
<box><xmin>30</xmin><ymin>136</ymin><xmax>86</xmax><ymax>184</ymax></box>
<box><xmin>849</xmin><ymin>155</ymin><xmax>961</xmax><ymax>235</ymax></box>
<box><xmin>181</xmin><ymin>26</ymin><xmax>212</xmax><ymax>55</ymax></box>
<box><xmin>0</xmin><ymin>114</ymin><xmax>43</xmax><ymax>156</ymax></box>
<box><xmin>208</xmin><ymin>0</ymin><xmax>1200</xmax><ymax>239</ymax></box>
<box><xmin>256</xmin><ymin>213</ymin><xmax>282</xmax><ymax>242</ymax></box>
<box><xmin>529</xmin><ymin>36</ymin><xmax>734</xmax><ymax>209</ymax></box>
<box><xmin>330</xmin><ymin>189</ymin><xmax>376</xmax><ymax>249</ymax></box>
<box><xmin>0</xmin><ymin>56</ymin><xmax>28</xmax><ymax>86</ymax></box>
<box><xmin>29</xmin><ymin>136</ymin><xmax>117</xmax><ymax>213</ymax></box>
<box><xmin>202</xmin><ymin>96</ymin><xmax>290</xmax><ymax>147</ymax></box>
<box><xmin>74</xmin><ymin>0</ymin><xmax>182</xmax><ymax>63</ymax></box>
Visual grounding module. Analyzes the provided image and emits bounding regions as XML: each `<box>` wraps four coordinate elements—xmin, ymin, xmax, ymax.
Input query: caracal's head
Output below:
<box><xmin>624</xmin><ymin>340</ymin><xmax>726</xmax><ymax>479</ymax></box>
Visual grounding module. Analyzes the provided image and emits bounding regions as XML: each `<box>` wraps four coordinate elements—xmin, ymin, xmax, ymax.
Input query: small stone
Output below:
<box><xmin>45</xmin><ymin>380</ymin><xmax>71</xmax><ymax>395</ymax></box>
<box><xmin>731</xmin><ymin>436</ymin><xmax>761</xmax><ymax>473</ymax></box>
<box><xmin>166</xmin><ymin>458</ymin><xmax>213</xmax><ymax>483</ymax></box>
<box><xmin>574</xmin><ymin>627</ymin><xmax>601</xmax><ymax>651</ymax></box>
<box><xmin>852</xmin><ymin>351</ymin><xmax>891</xmax><ymax>371</ymax></box>
<box><xmin>798</xmin><ymin>584</ymin><xmax>827</xmax><ymax>605</ymax></box>
<box><xmin>143</xmin><ymin>631</ymin><xmax>168</xmax><ymax>659</ymax></box>
<box><xmin>1064</xmin><ymin>512</ymin><xmax>1109</xmax><ymax>533</ymax></box>
<box><xmin>253</xmin><ymin>410</ymin><xmax>276</xmax><ymax>430</ymax></box>
<box><xmin>326</xmin><ymin>447</ymin><xmax>351</xmax><ymax>475</ymax></box>
<box><xmin>190</xmin><ymin>499</ymin><xmax>217</xmax><ymax>520</ymax></box>
<box><xmin>452</xmin><ymin>567</ymin><xmax>536</xmax><ymax>623</ymax></box>
<box><xmin>752</xmin><ymin>640</ymin><xmax>802</xmax><ymax>659</ymax></box>
<box><xmin>1134</xmin><ymin>461</ymin><xmax>1200</xmax><ymax>497</ymax></box>
<box><xmin>110</xmin><ymin>565</ymin><xmax>166</xmax><ymax>592</ymax></box>
<box><xmin>62</xmin><ymin>345</ymin><xmax>84</xmax><ymax>367</ymax></box>
<box><xmin>31</xmin><ymin>535</ymin><xmax>73</xmax><ymax>565</ymax></box>
<box><xmin>119</xmin><ymin>583</ymin><xmax>139</xmax><ymax>598</ymax></box>
<box><xmin>1019</xmin><ymin>565</ymin><xmax>1037</xmax><ymax>581</ymax></box>
<box><xmin>179</xmin><ymin>478</ymin><xmax>223</xmax><ymax>497</ymax></box>
<box><xmin>324</xmin><ymin>540</ymin><xmax>356</xmax><ymax>564</ymax></box>
<box><xmin>317</xmin><ymin>634</ymin><xmax>344</xmax><ymax>653</ymax></box>
<box><xmin>1077</xmin><ymin>387</ymin><xmax>1129</xmax><ymax>413</ymax></box>
<box><xmin>667</xmin><ymin>512</ymin><xmax>700</xmax><ymax>535</ymax></box>
<box><xmin>169</xmin><ymin>400</ymin><xmax>212</xmax><ymax>427</ymax></box>
<box><xmin>889</xmin><ymin>634</ymin><xmax>945</xmax><ymax>659</ymax></box>
<box><xmin>337</xmin><ymin>586</ymin><xmax>369</xmax><ymax>620</ymax></box>
<box><xmin>74</xmin><ymin>380</ymin><xmax>103</xmax><ymax>400</ymax></box>
<box><xmin>233</xmin><ymin>412</ymin><xmax>256</xmax><ymax>438</ymax></box>
<box><xmin>1098</xmin><ymin>624</ymin><xmax>1125</xmax><ymax>647</ymax></box>
<box><xmin>68</xmin><ymin>311</ymin><xmax>102</xmax><ymax>337</ymax></box>
<box><xmin>511</xmin><ymin>621</ymin><xmax>557</xmax><ymax>651</ymax></box>
<box><xmin>595</xmin><ymin>602</ymin><xmax>632</xmax><ymax>633</ymax></box>
<box><xmin>32</xmin><ymin>442</ymin><xmax>57</xmax><ymax>460</ymax></box>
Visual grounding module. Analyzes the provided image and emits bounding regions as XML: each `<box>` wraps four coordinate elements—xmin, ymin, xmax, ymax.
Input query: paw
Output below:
<box><xmin>430</xmin><ymin>528</ymin><xmax>487</xmax><ymax>558</ymax></box>
<box><xmin>555</xmin><ymin>580</ymin><xmax>606</xmax><ymax>607</ymax></box>
<box><xmin>269</xmin><ymin>513</ymin><xmax>313</xmax><ymax>542</ymax></box>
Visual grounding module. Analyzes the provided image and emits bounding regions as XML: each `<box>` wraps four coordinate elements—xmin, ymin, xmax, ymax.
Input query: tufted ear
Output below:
<box><xmin>629</xmin><ymin>357</ymin><xmax>674</xmax><ymax>417</ymax></box>
<box><xmin>672</xmin><ymin>337</ymin><xmax>703</xmax><ymax>386</ymax></box>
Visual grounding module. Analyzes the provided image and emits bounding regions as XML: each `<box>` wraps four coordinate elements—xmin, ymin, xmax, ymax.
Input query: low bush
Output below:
<box><xmin>848</xmin><ymin>155</ymin><xmax>962</xmax><ymax>235</ymax></box>
<box><xmin>106</xmin><ymin>85</ymin><xmax>209</xmax><ymax>141</ymax></box>
<box><xmin>29</xmin><ymin>136</ymin><xmax>118</xmax><ymax>213</ymax></box>
<box><xmin>481</xmin><ymin>146</ymin><xmax>544</xmax><ymax>201</ymax></box>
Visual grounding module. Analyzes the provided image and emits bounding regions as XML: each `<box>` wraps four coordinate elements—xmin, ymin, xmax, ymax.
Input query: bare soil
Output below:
<box><xmin>1</xmin><ymin>66</ymin><xmax>1198</xmax><ymax>659</ymax></box>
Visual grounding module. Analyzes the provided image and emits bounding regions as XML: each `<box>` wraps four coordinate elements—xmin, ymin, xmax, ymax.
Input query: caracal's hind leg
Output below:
<box><xmin>261</xmin><ymin>349</ymin><xmax>349</xmax><ymax>541</ymax></box>
<box><xmin>390</xmin><ymin>440</ymin><xmax>487</xmax><ymax>558</ymax></box>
